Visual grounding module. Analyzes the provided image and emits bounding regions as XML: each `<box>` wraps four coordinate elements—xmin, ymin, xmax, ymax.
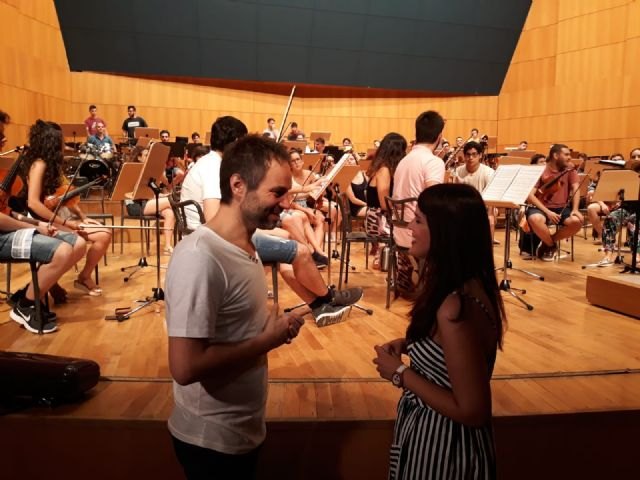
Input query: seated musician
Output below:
<box><xmin>21</xmin><ymin>120</ymin><xmax>112</xmax><ymax>296</ymax></box>
<box><xmin>454</xmin><ymin>141</ymin><xmax>498</xmax><ymax>244</ymax></box>
<box><xmin>525</xmin><ymin>144</ymin><xmax>584</xmax><ymax>261</ymax></box>
<box><xmin>286</xmin><ymin>122</ymin><xmax>304</xmax><ymax>141</ymax></box>
<box><xmin>278</xmin><ymin>149</ymin><xmax>329</xmax><ymax>267</ymax></box>
<box><xmin>288</xmin><ymin>148</ymin><xmax>341</xmax><ymax>241</ymax></box>
<box><xmin>586</xmin><ymin>153</ymin><xmax>625</xmax><ymax>242</ymax></box>
<box><xmin>2</xmin><ymin>212</ymin><xmax>85</xmax><ymax>334</ymax></box>
<box><xmin>598</xmin><ymin>152</ymin><xmax>640</xmax><ymax>265</ymax></box>
<box><xmin>366</xmin><ymin>132</ymin><xmax>407</xmax><ymax>268</ymax></box>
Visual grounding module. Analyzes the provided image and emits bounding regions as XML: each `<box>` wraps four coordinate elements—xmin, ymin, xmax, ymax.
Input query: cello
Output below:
<box><xmin>0</xmin><ymin>146</ymin><xmax>27</xmax><ymax>213</ymax></box>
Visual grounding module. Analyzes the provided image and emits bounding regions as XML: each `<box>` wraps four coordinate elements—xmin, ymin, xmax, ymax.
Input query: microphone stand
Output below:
<box><xmin>107</xmin><ymin>177</ymin><xmax>165</xmax><ymax>321</ymax></box>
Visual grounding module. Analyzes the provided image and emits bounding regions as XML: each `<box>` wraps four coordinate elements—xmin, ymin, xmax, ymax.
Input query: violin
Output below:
<box><xmin>534</xmin><ymin>165</ymin><xmax>575</xmax><ymax>202</ymax></box>
<box><xmin>44</xmin><ymin>175</ymin><xmax>107</xmax><ymax>210</ymax></box>
<box><xmin>0</xmin><ymin>146</ymin><xmax>27</xmax><ymax>214</ymax></box>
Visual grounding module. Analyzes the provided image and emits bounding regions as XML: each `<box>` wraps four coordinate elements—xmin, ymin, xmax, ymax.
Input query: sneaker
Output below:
<box><xmin>7</xmin><ymin>285</ymin><xmax>27</xmax><ymax>307</ymax></box>
<box><xmin>8</xmin><ymin>288</ymin><xmax>56</xmax><ymax>321</ymax></box>
<box><xmin>10</xmin><ymin>303</ymin><xmax>58</xmax><ymax>334</ymax></box>
<box><xmin>536</xmin><ymin>242</ymin><xmax>555</xmax><ymax>260</ymax></box>
<box><xmin>311</xmin><ymin>303</ymin><xmax>351</xmax><ymax>327</ymax></box>
<box><xmin>541</xmin><ymin>245</ymin><xmax>556</xmax><ymax>262</ymax></box>
<box><xmin>330</xmin><ymin>286</ymin><xmax>363</xmax><ymax>306</ymax></box>
<box><xmin>312</xmin><ymin>251</ymin><xmax>329</xmax><ymax>267</ymax></box>
<box><xmin>597</xmin><ymin>258</ymin><xmax>614</xmax><ymax>267</ymax></box>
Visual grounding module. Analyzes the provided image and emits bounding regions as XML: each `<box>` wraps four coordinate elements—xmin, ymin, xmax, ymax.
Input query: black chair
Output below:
<box><xmin>119</xmin><ymin>200</ymin><xmax>157</xmax><ymax>255</ymax></box>
<box><xmin>335</xmin><ymin>192</ymin><xmax>386</xmax><ymax>289</ymax></box>
<box><xmin>384</xmin><ymin>196</ymin><xmax>417</xmax><ymax>309</ymax></box>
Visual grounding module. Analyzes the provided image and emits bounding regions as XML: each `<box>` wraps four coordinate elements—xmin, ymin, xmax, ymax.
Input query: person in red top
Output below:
<box><xmin>84</xmin><ymin>105</ymin><xmax>106</xmax><ymax>137</ymax></box>
<box><xmin>525</xmin><ymin>144</ymin><xmax>583</xmax><ymax>261</ymax></box>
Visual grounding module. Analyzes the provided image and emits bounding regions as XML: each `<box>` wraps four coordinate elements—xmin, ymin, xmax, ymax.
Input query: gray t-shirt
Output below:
<box><xmin>165</xmin><ymin>227</ymin><xmax>269</xmax><ymax>454</ymax></box>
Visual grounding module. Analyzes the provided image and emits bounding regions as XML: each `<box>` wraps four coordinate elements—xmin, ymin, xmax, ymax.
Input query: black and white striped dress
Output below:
<box><xmin>389</xmin><ymin>295</ymin><xmax>497</xmax><ymax>480</ymax></box>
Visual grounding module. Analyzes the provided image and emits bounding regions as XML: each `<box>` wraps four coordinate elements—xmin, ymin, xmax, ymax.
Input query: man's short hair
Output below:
<box><xmin>463</xmin><ymin>141</ymin><xmax>484</xmax><ymax>155</ymax></box>
<box><xmin>415</xmin><ymin>111</ymin><xmax>445</xmax><ymax>144</ymax></box>
<box><xmin>267</xmin><ymin>117</ymin><xmax>275</xmax><ymax>123</ymax></box>
<box><xmin>127</xmin><ymin>105</ymin><xmax>136</xmax><ymax>111</ymax></box>
<box><xmin>210</xmin><ymin>116</ymin><xmax>248</xmax><ymax>152</ymax></box>
<box><xmin>315</xmin><ymin>137</ymin><xmax>325</xmax><ymax>145</ymax></box>
<box><xmin>89</xmin><ymin>104</ymin><xmax>97</xmax><ymax>111</ymax></box>
<box><xmin>220</xmin><ymin>135</ymin><xmax>289</xmax><ymax>204</ymax></box>
<box><xmin>520</xmin><ymin>140</ymin><xmax>528</xmax><ymax>145</ymax></box>
<box><xmin>160</xmin><ymin>130</ymin><xmax>170</xmax><ymax>137</ymax></box>
<box><xmin>548</xmin><ymin>143</ymin><xmax>568</xmax><ymax>161</ymax></box>
<box><xmin>291</xmin><ymin>122</ymin><xmax>298</xmax><ymax>128</ymax></box>
<box><xmin>191</xmin><ymin>131</ymin><xmax>200</xmax><ymax>140</ymax></box>
<box><xmin>0</xmin><ymin>110</ymin><xmax>10</xmax><ymax>124</ymax></box>
<box><xmin>471</xmin><ymin>128</ymin><xmax>479</xmax><ymax>134</ymax></box>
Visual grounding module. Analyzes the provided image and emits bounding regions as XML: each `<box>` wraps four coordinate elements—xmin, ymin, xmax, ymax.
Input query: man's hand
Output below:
<box><xmin>262</xmin><ymin>304</ymin><xmax>304</xmax><ymax>350</ymax></box>
<box><xmin>546</xmin><ymin>210</ymin><xmax>561</xmax><ymax>225</ymax></box>
<box><xmin>571</xmin><ymin>210</ymin><xmax>584</xmax><ymax>223</ymax></box>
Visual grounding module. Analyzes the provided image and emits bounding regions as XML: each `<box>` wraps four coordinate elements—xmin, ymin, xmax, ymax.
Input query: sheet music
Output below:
<box><xmin>310</xmin><ymin>153</ymin><xmax>349</xmax><ymax>200</ymax></box>
<box><xmin>502</xmin><ymin>165</ymin><xmax>545</xmax><ymax>205</ymax></box>
<box><xmin>482</xmin><ymin>165</ymin><xmax>545</xmax><ymax>207</ymax></box>
<box><xmin>482</xmin><ymin>165</ymin><xmax>521</xmax><ymax>201</ymax></box>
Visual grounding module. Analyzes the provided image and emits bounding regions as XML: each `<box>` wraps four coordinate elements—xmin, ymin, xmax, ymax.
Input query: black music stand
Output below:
<box><xmin>108</xmin><ymin>142</ymin><xmax>169</xmax><ymax>321</ymax></box>
<box><xmin>483</xmin><ymin>164</ymin><xmax>546</xmax><ymax>311</ymax></box>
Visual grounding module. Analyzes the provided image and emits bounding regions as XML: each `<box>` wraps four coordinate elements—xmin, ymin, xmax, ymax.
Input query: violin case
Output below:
<box><xmin>0</xmin><ymin>351</ymin><xmax>100</xmax><ymax>406</ymax></box>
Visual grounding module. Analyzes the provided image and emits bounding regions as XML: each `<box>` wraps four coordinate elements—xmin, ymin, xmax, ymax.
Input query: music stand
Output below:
<box><xmin>483</xmin><ymin>165</ymin><xmax>546</xmax><ymax>311</ymax></box>
<box><xmin>60</xmin><ymin>123</ymin><xmax>87</xmax><ymax>149</ymax></box>
<box><xmin>310</xmin><ymin>131</ymin><xmax>332</xmax><ymax>143</ymax></box>
<box><xmin>283</xmin><ymin>140</ymin><xmax>307</xmax><ymax>151</ymax></box>
<box><xmin>134</xmin><ymin>127</ymin><xmax>160</xmax><ymax>140</ymax></box>
<box><xmin>107</xmin><ymin>143</ymin><xmax>169</xmax><ymax>321</ymax></box>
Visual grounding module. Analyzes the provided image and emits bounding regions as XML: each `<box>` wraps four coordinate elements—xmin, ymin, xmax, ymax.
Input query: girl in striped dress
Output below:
<box><xmin>374</xmin><ymin>184</ymin><xmax>506</xmax><ymax>479</ymax></box>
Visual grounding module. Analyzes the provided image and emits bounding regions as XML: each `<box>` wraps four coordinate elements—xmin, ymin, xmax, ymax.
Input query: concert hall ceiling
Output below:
<box><xmin>54</xmin><ymin>0</ymin><xmax>531</xmax><ymax>96</ymax></box>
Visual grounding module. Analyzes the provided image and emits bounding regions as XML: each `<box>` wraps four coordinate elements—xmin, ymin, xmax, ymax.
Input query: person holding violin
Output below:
<box><xmin>22</xmin><ymin>120</ymin><xmax>112</xmax><ymax>296</ymax></box>
<box><xmin>525</xmin><ymin>143</ymin><xmax>583</xmax><ymax>261</ymax></box>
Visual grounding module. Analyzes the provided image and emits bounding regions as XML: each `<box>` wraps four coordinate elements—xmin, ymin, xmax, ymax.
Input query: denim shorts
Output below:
<box><xmin>0</xmin><ymin>231</ymin><xmax>78</xmax><ymax>264</ymax></box>
<box><xmin>526</xmin><ymin>206</ymin><xmax>572</xmax><ymax>225</ymax></box>
<box><xmin>251</xmin><ymin>232</ymin><xmax>297</xmax><ymax>264</ymax></box>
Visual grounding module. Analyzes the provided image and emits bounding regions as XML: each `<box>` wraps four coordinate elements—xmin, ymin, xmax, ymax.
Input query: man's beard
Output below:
<box><xmin>242</xmin><ymin>201</ymin><xmax>282</xmax><ymax>231</ymax></box>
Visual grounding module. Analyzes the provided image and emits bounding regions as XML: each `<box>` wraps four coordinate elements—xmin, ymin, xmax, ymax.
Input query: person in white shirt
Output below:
<box><xmin>455</xmin><ymin>141</ymin><xmax>498</xmax><ymax>243</ymax></box>
<box><xmin>262</xmin><ymin>117</ymin><xmax>279</xmax><ymax>140</ymax></box>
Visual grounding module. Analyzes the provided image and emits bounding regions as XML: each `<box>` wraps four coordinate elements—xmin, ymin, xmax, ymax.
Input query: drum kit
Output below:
<box><xmin>64</xmin><ymin>142</ymin><xmax>125</xmax><ymax>192</ymax></box>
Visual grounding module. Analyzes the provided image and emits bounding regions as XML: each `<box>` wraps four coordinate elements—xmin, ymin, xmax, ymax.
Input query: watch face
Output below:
<box><xmin>392</xmin><ymin>373</ymin><xmax>401</xmax><ymax>386</ymax></box>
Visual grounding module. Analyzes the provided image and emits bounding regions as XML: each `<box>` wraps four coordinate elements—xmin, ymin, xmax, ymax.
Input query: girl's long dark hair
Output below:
<box><xmin>367</xmin><ymin>132</ymin><xmax>407</xmax><ymax>179</ymax></box>
<box><xmin>22</xmin><ymin>120</ymin><xmax>64</xmax><ymax>195</ymax></box>
<box><xmin>407</xmin><ymin>184</ymin><xmax>506</xmax><ymax>348</ymax></box>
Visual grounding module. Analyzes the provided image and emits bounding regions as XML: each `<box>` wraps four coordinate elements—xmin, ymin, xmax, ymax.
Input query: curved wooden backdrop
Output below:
<box><xmin>1</xmin><ymin>0</ymin><xmax>639</xmax><ymax>157</ymax></box>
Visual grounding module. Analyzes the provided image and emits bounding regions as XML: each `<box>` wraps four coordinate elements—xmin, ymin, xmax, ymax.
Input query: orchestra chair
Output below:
<box><xmin>384</xmin><ymin>196</ymin><xmax>417</xmax><ymax>309</ymax></box>
<box><xmin>119</xmin><ymin>200</ymin><xmax>157</xmax><ymax>256</ymax></box>
<box><xmin>335</xmin><ymin>193</ymin><xmax>375</xmax><ymax>289</ymax></box>
<box><xmin>2</xmin><ymin>259</ymin><xmax>49</xmax><ymax>334</ymax></box>
<box><xmin>167</xmin><ymin>193</ymin><xmax>278</xmax><ymax>302</ymax></box>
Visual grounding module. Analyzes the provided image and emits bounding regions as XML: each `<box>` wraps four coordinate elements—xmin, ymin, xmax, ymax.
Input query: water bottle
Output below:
<box><xmin>380</xmin><ymin>246</ymin><xmax>391</xmax><ymax>272</ymax></box>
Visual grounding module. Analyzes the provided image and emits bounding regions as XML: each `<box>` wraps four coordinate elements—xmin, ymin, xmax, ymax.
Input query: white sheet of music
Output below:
<box><xmin>482</xmin><ymin>165</ymin><xmax>545</xmax><ymax>208</ymax></box>
<box><xmin>502</xmin><ymin>165</ymin><xmax>545</xmax><ymax>205</ymax></box>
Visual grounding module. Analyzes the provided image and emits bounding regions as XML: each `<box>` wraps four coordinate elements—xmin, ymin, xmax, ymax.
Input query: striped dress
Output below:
<box><xmin>389</xmin><ymin>295</ymin><xmax>497</xmax><ymax>479</ymax></box>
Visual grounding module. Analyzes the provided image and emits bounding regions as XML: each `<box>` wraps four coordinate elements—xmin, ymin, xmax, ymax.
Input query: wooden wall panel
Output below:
<box><xmin>498</xmin><ymin>0</ymin><xmax>639</xmax><ymax>156</ymax></box>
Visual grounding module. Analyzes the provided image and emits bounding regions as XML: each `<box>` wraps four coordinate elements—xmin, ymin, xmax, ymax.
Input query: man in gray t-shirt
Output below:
<box><xmin>165</xmin><ymin>135</ymin><xmax>304</xmax><ymax>479</ymax></box>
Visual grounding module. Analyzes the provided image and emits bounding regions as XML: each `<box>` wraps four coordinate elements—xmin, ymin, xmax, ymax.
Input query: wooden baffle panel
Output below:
<box><xmin>586</xmin><ymin>274</ymin><xmax>640</xmax><ymax>320</ymax></box>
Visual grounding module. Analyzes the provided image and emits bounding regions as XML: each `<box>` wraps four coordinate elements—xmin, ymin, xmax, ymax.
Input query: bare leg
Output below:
<box><xmin>528</xmin><ymin>213</ymin><xmax>554</xmax><ymax>246</ymax></box>
<box><xmin>587</xmin><ymin>202</ymin><xmax>603</xmax><ymax>237</ymax></box>
<box><xmin>554</xmin><ymin>216</ymin><xmax>582</xmax><ymax>241</ymax></box>
<box><xmin>143</xmin><ymin>197</ymin><xmax>175</xmax><ymax>248</ymax></box>
<box><xmin>78</xmin><ymin>228</ymin><xmax>112</xmax><ymax>288</ymax></box>
<box><xmin>24</xmin><ymin>243</ymin><xmax>75</xmax><ymax>301</ymax></box>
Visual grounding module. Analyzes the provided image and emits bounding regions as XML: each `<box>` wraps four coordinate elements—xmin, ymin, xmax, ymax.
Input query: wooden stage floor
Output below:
<box><xmin>1</xmin><ymin>230</ymin><xmax>640</xmax><ymax>423</ymax></box>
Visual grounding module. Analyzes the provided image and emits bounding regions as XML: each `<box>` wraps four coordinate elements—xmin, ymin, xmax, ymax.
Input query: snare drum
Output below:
<box><xmin>78</xmin><ymin>158</ymin><xmax>111</xmax><ymax>182</ymax></box>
